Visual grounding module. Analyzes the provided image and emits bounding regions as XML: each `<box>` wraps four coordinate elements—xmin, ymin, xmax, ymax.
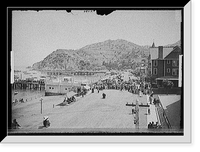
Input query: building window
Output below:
<box><xmin>167</xmin><ymin>68</ymin><xmax>170</xmax><ymax>73</ymax></box>
<box><xmin>153</xmin><ymin>60</ymin><xmax>158</xmax><ymax>66</ymax></box>
<box><xmin>167</xmin><ymin>60</ymin><xmax>171</xmax><ymax>64</ymax></box>
<box><xmin>153</xmin><ymin>68</ymin><xmax>157</xmax><ymax>75</ymax></box>
<box><xmin>172</xmin><ymin>69</ymin><xmax>178</xmax><ymax>75</ymax></box>
<box><xmin>172</xmin><ymin>60</ymin><xmax>178</xmax><ymax>67</ymax></box>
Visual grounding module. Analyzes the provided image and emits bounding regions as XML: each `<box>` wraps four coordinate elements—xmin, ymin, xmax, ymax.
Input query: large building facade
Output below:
<box><xmin>150</xmin><ymin>44</ymin><xmax>182</xmax><ymax>87</ymax></box>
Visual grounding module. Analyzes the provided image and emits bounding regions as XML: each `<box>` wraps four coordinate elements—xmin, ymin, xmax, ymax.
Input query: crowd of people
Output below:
<box><xmin>12</xmin><ymin>98</ymin><xmax>26</xmax><ymax>104</ymax></box>
<box><xmin>148</xmin><ymin>121</ymin><xmax>162</xmax><ymax>129</ymax></box>
<box><xmin>91</xmin><ymin>73</ymin><xmax>152</xmax><ymax>96</ymax></box>
<box><xmin>62</xmin><ymin>86</ymin><xmax>90</xmax><ymax>105</ymax></box>
<box><xmin>11</xmin><ymin>73</ymin><xmax>162</xmax><ymax>130</ymax></box>
<box><xmin>63</xmin><ymin>95</ymin><xmax>76</xmax><ymax>104</ymax></box>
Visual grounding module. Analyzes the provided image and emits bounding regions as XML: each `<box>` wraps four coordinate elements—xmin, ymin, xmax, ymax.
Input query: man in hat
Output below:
<box><xmin>43</xmin><ymin>116</ymin><xmax>50</xmax><ymax>128</ymax></box>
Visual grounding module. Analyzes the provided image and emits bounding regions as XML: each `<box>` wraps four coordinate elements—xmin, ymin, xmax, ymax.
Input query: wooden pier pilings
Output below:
<box><xmin>12</xmin><ymin>80</ymin><xmax>45</xmax><ymax>90</ymax></box>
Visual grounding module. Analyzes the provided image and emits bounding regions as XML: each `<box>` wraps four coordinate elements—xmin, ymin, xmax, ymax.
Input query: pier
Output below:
<box><xmin>12</xmin><ymin>80</ymin><xmax>45</xmax><ymax>90</ymax></box>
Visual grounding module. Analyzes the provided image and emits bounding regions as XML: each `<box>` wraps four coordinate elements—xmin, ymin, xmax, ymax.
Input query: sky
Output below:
<box><xmin>12</xmin><ymin>10</ymin><xmax>181</xmax><ymax>67</ymax></box>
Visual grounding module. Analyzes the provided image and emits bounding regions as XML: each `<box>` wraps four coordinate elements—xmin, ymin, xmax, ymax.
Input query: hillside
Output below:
<box><xmin>32</xmin><ymin>39</ymin><xmax>179</xmax><ymax>71</ymax></box>
<box><xmin>165</xmin><ymin>40</ymin><xmax>181</xmax><ymax>47</ymax></box>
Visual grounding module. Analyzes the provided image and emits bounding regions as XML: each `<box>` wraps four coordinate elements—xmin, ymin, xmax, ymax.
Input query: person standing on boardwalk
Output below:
<box><xmin>12</xmin><ymin>119</ymin><xmax>21</xmax><ymax>129</ymax></box>
<box><xmin>102</xmin><ymin>93</ymin><xmax>106</xmax><ymax>99</ymax></box>
<box><xmin>149</xmin><ymin>91</ymin><xmax>154</xmax><ymax>104</ymax></box>
<box><xmin>139</xmin><ymin>89</ymin><xmax>142</xmax><ymax>97</ymax></box>
<box><xmin>91</xmin><ymin>88</ymin><xmax>94</xmax><ymax>93</ymax></box>
<box><xmin>43</xmin><ymin>116</ymin><xmax>50</xmax><ymax>128</ymax></box>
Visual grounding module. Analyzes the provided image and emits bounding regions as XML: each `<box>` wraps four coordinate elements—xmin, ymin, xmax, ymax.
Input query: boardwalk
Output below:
<box><xmin>52</xmin><ymin>90</ymin><xmax>135</xmax><ymax>128</ymax></box>
<box><xmin>11</xmin><ymin>89</ymin><xmax>151</xmax><ymax>133</ymax></box>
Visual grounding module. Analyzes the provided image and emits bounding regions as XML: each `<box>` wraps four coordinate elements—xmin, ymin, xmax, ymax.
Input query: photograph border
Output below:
<box><xmin>1</xmin><ymin>1</ymin><xmax>193</xmax><ymax>144</ymax></box>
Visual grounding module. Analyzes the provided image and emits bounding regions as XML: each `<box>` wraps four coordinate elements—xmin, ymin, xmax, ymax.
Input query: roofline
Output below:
<box><xmin>150</xmin><ymin>46</ymin><xmax>175</xmax><ymax>48</ymax></box>
<box><xmin>156</xmin><ymin>77</ymin><xmax>179</xmax><ymax>80</ymax></box>
<box><xmin>151</xmin><ymin>58</ymin><xmax>179</xmax><ymax>60</ymax></box>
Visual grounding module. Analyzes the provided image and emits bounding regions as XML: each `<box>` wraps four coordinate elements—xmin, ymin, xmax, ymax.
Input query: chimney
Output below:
<box><xmin>158</xmin><ymin>46</ymin><xmax>163</xmax><ymax>59</ymax></box>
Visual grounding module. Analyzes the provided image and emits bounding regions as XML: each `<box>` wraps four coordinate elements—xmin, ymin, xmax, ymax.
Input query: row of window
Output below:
<box><xmin>48</xmin><ymin>87</ymin><xmax>68</xmax><ymax>90</ymax></box>
<box><xmin>153</xmin><ymin>68</ymin><xmax>178</xmax><ymax>75</ymax></box>
<box><xmin>152</xmin><ymin>60</ymin><xmax>178</xmax><ymax>67</ymax></box>
<box><xmin>47</xmin><ymin>72</ymin><xmax>62</xmax><ymax>75</ymax></box>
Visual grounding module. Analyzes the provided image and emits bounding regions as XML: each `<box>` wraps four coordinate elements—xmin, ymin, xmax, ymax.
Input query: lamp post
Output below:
<box><xmin>40</xmin><ymin>98</ymin><xmax>43</xmax><ymax>114</ymax></box>
<box><xmin>135</xmin><ymin>99</ymin><xmax>139</xmax><ymax>129</ymax></box>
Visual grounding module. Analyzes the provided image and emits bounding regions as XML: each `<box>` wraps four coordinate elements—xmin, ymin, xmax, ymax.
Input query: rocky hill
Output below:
<box><xmin>32</xmin><ymin>39</ymin><xmax>179</xmax><ymax>71</ymax></box>
<box><xmin>165</xmin><ymin>40</ymin><xmax>181</xmax><ymax>47</ymax></box>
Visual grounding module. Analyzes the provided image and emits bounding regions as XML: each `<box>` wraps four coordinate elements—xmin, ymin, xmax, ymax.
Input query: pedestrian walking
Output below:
<box><xmin>148</xmin><ymin>108</ymin><xmax>150</xmax><ymax>115</ymax></box>
<box><xmin>102</xmin><ymin>93</ymin><xmax>106</xmax><ymax>99</ymax></box>
<box><xmin>132</xmin><ymin>108</ymin><xmax>135</xmax><ymax>114</ymax></box>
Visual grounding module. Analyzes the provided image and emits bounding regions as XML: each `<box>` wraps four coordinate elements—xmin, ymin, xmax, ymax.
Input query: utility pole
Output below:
<box><xmin>126</xmin><ymin>98</ymin><xmax>144</xmax><ymax>129</ymax></box>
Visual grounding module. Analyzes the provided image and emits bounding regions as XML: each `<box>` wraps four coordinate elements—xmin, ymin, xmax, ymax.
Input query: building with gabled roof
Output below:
<box><xmin>149</xmin><ymin>43</ymin><xmax>182</xmax><ymax>87</ymax></box>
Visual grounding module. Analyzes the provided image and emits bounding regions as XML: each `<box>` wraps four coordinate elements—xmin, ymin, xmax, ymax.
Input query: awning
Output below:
<box><xmin>84</xmin><ymin>85</ymin><xmax>90</xmax><ymax>90</ymax></box>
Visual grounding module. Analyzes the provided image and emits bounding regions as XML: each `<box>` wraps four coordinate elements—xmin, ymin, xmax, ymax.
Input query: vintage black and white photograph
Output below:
<box><xmin>5</xmin><ymin>5</ymin><xmax>192</xmax><ymax>143</ymax></box>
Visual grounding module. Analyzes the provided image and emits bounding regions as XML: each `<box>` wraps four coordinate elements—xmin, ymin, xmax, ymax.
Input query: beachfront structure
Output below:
<box><xmin>41</xmin><ymin>70</ymin><xmax>107</xmax><ymax>77</ymax></box>
<box><xmin>44</xmin><ymin>76</ymin><xmax>92</xmax><ymax>96</ymax></box>
<box><xmin>149</xmin><ymin>44</ymin><xmax>182</xmax><ymax>87</ymax></box>
<box><xmin>45</xmin><ymin>77</ymin><xmax>78</xmax><ymax>96</ymax></box>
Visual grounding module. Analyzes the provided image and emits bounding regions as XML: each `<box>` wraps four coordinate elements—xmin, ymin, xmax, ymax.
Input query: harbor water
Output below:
<box><xmin>12</xmin><ymin>89</ymin><xmax>45</xmax><ymax>103</ymax></box>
